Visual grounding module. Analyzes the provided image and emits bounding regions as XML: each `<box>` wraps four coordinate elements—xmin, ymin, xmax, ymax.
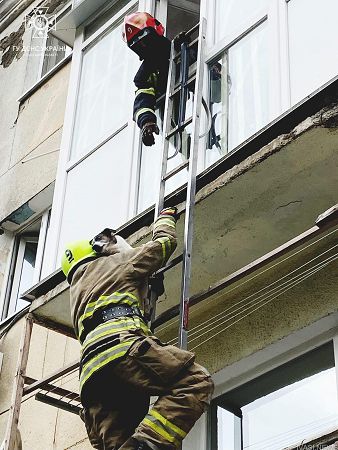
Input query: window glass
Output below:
<box><xmin>166</xmin><ymin>0</ymin><xmax>200</xmax><ymax>40</ymax></box>
<box><xmin>41</xmin><ymin>34</ymin><xmax>70</xmax><ymax>77</ymax></box>
<box><xmin>4</xmin><ymin>217</ymin><xmax>42</xmax><ymax>320</ymax></box>
<box><xmin>217</xmin><ymin>407</ymin><xmax>237</xmax><ymax>450</ymax></box>
<box><xmin>216</xmin><ymin>344</ymin><xmax>338</xmax><ymax>450</ymax></box>
<box><xmin>137</xmin><ymin>134</ymin><xmax>189</xmax><ymax>213</ymax></box>
<box><xmin>215</xmin><ymin>0</ymin><xmax>269</xmax><ymax>43</ymax></box>
<box><xmin>288</xmin><ymin>0</ymin><xmax>338</xmax><ymax>104</ymax></box>
<box><xmin>207</xmin><ymin>21</ymin><xmax>270</xmax><ymax>163</ymax></box>
<box><xmin>241</xmin><ymin>368</ymin><xmax>338</xmax><ymax>449</ymax></box>
<box><xmin>71</xmin><ymin>21</ymin><xmax>138</xmax><ymax>160</ymax></box>
<box><xmin>136</xmin><ymin>96</ymin><xmax>190</xmax><ymax>213</ymax></box>
<box><xmin>228</xmin><ymin>21</ymin><xmax>269</xmax><ymax>150</ymax></box>
<box><xmin>15</xmin><ymin>242</ymin><xmax>37</xmax><ymax>312</ymax></box>
<box><xmin>58</xmin><ymin>126</ymin><xmax>133</xmax><ymax>259</ymax></box>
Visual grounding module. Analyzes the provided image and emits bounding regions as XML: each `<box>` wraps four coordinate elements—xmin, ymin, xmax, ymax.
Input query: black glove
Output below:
<box><xmin>142</xmin><ymin>122</ymin><xmax>159</xmax><ymax>146</ymax></box>
<box><xmin>149</xmin><ymin>273</ymin><xmax>165</xmax><ymax>297</ymax></box>
<box><xmin>160</xmin><ymin>207</ymin><xmax>178</xmax><ymax>221</ymax></box>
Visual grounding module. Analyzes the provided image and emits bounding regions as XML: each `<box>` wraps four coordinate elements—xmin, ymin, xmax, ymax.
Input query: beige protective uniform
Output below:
<box><xmin>69</xmin><ymin>212</ymin><xmax>214</xmax><ymax>450</ymax></box>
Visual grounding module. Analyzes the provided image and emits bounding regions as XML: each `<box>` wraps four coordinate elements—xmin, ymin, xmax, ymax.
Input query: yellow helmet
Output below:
<box><xmin>61</xmin><ymin>239</ymin><xmax>98</xmax><ymax>283</ymax></box>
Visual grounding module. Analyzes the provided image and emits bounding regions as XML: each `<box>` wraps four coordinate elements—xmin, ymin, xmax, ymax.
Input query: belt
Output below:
<box><xmin>101</xmin><ymin>305</ymin><xmax>144</xmax><ymax>322</ymax></box>
<box><xmin>81</xmin><ymin>305</ymin><xmax>145</xmax><ymax>342</ymax></box>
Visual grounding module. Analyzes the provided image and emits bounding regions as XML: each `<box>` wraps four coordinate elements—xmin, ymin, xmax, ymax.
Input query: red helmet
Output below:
<box><xmin>122</xmin><ymin>12</ymin><xmax>165</xmax><ymax>44</ymax></box>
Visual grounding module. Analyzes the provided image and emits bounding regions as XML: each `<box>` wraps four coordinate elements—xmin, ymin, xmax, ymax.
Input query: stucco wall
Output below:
<box><xmin>0</xmin><ymin>317</ymin><xmax>90</xmax><ymax>449</ymax></box>
<box><xmin>0</xmin><ymin>0</ymin><xmax>71</xmax><ymax>315</ymax></box>
<box><xmin>0</xmin><ymin>0</ymin><xmax>74</xmax><ymax>435</ymax></box>
<box><xmin>0</xmin><ymin>0</ymin><xmax>70</xmax><ymax>223</ymax></box>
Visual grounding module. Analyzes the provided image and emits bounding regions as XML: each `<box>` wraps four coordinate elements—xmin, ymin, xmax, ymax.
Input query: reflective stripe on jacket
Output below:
<box><xmin>69</xmin><ymin>213</ymin><xmax>177</xmax><ymax>393</ymax></box>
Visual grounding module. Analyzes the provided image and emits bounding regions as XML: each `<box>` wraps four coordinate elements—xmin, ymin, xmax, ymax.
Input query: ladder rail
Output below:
<box><xmin>150</xmin><ymin>40</ymin><xmax>177</xmax><ymax>325</ymax></box>
<box><xmin>178</xmin><ymin>18</ymin><xmax>207</xmax><ymax>349</ymax></box>
<box><xmin>150</xmin><ymin>19</ymin><xmax>207</xmax><ymax>349</ymax></box>
<box><xmin>155</xmin><ymin>39</ymin><xmax>177</xmax><ymax>218</ymax></box>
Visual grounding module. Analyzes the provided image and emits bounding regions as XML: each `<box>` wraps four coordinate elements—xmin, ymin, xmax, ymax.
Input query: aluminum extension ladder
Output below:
<box><xmin>151</xmin><ymin>18</ymin><xmax>207</xmax><ymax>350</ymax></box>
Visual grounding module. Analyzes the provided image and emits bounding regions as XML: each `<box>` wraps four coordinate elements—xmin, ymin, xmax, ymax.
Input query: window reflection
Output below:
<box><xmin>71</xmin><ymin>20</ymin><xmax>137</xmax><ymax>160</ymax></box>
<box><xmin>15</xmin><ymin>242</ymin><xmax>37</xmax><ymax>313</ymax></box>
<box><xmin>215</xmin><ymin>0</ymin><xmax>269</xmax><ymax>43</ymax></box>
<box><xmin>216</xmin><ymin>344</ymin><xmax>338</xmax><ymax>450</ymax></box>
<box><xmin>207</xmin><ymin>21</ymin><xmax>270</xmax><ymax>165</ymax></box>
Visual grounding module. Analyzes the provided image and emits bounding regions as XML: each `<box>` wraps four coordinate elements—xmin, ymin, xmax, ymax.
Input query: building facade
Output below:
<box><xmin>0</xmin><ymin>0</ymin><xmax>338</xmax><ymax>449</ymax></box>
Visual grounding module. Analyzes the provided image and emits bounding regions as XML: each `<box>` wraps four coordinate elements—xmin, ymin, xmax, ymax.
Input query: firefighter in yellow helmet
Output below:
<box><xmin>61</xmin><ymin>208</ymin><xmax>213</xmax><ymax>450</ymax></box>
<box><xmin>123</xmin><ymin>12</ymin><xmax>171</xmax><ymax>147</ymax></box>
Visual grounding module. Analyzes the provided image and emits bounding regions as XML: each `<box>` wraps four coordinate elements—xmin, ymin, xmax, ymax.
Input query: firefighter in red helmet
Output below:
<box><xmin>123</xmin><ymin>12</ymin><xmax>171</xmax><ymax>146</ymax></box>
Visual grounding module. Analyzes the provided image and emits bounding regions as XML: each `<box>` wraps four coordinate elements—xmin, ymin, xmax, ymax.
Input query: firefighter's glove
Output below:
<box><xmin>150</xmin><ymin>273</ymin><xmax>165</xmax><ymax>297</ymax></box>
<box><xmin>160</xmin><ymin>207</ymin><xmax>178</xmax><ymax>221</ymax></box>
<box><xmin>142</xmin><ymin>122</ymin><xmax>159</xmax><ymax>146</ymax></box>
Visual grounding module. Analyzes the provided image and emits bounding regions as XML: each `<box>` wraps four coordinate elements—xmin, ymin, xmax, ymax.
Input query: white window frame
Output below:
<box><xmin>19</xmin><ymin>1</ymin><xmax>73</xmax><ymax>103</ymax></box>
<box><xmin>37</xmin><ymin>2</ymin><xmax>73</xmax><ymax>80</ymax></box>
<box><xmin>33</xmin><ymin>209</ymin><xmax>51</xmax><ymax>283</ymax></box>
<box><xmin>66</xmin><ymin>0</ymin><xmax>140</xmax><ymax>170</ymax></box>
<box><xmin>46</xmin><ymin>0</ymin><xmax>153</xmax><ymax>273</ymax></box>
<box><xmin>207</xmin><ymin>314</ymin><xmax>338</xmax><ymax>450</ymax></box>
<box><xmin>199</xmin><ymin>0</ymin><xmax>291</xmax><ymax>167</ymax></box>
<box><xmin>1</xmin><ymin>209</ymin><xmax>51</xmax><ymax>320</ymax></box>
<box><xmin>7</xmin><ymin>236</ymin><xmax>38</xmax><ymax>317</ymax></box>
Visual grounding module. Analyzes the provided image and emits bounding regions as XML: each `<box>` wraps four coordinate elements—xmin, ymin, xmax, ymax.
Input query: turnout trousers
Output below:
<box><xmin>80</xmin><ymin>336</ymin><xmax>214</xmax><ymax>450</ymax></box>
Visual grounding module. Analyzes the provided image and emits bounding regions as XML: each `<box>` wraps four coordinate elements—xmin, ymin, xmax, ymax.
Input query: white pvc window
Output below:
<box><xmin>287</xmin><ymin>0</ymin><xmax>338</xmax><ymax>105</ymax></box>
<box><xmin>214</xmin><ymin>0</ymin><xmax>269</xmax><ymax>44</ymax></box>
<box><xmin>2</xmin><ymin>211</ymin><xmax>51</xmax><ymax>319</ymax></box>
<box><xmin>241</xmin><ymin>369</ymin><xmax>338</xmax><ymax>449</ymax></box>
<box><xmin>40</xmin><ymin>33</ymin><xmax>72</xmax><ymax>78</ymax></box>
<box><xmin>57</xmin><ymin>126</ymin><xmax>135</xmax><ymax>259</ymax></box>
<box><xmin>216</xmin><ymin>343</ymin><xmax>338</xmax><ymax>450</ymax></box>
<box><xmin>207</xmin><ymin>20</ymin><xmax>270</xmax><ymax>162</ymax></box>
<box><xmin>70</xmin><ymin>20</ymin><xmax>136</xmax><ymax>160</ymax></box>
<box><xmin>48</xmin><ymin>1</ymin><xmax>140</xmax><ymax>269</ymax></box>
<box><xmin>24</xmin><ymin>3</ymin><xmax>72</xmax><ymax>91</ymax></box>
<box><xmin>8</xmin><ymin>239</ymin><xmax>37</xmax><ymax>316</ymax></box>
<box><xmin>228</xmin><ymin>20</ymin><xmax>269</xmax><ymax>150</ymax></box>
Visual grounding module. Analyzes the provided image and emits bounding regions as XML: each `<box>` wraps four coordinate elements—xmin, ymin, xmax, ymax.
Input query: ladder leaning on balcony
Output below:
<box><xmin>150</xmin><ymin>18</ymin><xmax>207</xmax><ymax>350</ymax></box>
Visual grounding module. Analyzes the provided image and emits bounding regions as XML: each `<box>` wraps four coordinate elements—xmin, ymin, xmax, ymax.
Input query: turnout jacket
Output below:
<box><xmin>133</xmin><ymin>51</ymin><xmax>170</xmax><ymax>130</ymax></box>
<box><xmin>69</xmin><ymin>213</ymin><xmax>177</xmax><ymax>394</ymax></box>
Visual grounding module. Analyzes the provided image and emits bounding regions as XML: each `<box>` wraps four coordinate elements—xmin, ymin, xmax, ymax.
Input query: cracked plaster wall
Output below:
<box><xmin>0</xmin><ymin>0</ymin><xmax>70</xmax><ymax>293</ymax></box>
<box><xmin>0</xmin><ymin>317</ymin><xmax>89</xmax><ymax>449</ymax></box>
<box><xmin>0</xmin><ymin>4</ymin><xmax>77</xmax><ymax>447</ymax></box>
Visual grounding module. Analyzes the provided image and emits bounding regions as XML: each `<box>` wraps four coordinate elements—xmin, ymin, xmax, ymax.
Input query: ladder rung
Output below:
<box><xmin>35</xmin><ymin>393</ymin><xmax>81</xmax><ymax>415</ymax></box>
<box><xmin>174</xmin><ymin>22</ymin><xmax>199</xmax><ymax>43</ymax></box>
<box><xmin>170</xmin><ymin>74</ymin><xmax>196</xmax><ymax>99</ymax></box>
<box><xmin>157</xmin><ymin>254</ymin><xmax>183</xmax><ymax>275</ymax></box>
<box><xmin>163</xmin><ymin>161</ymin><xmax>189</xmax><ymax>181</ymax></box>
<box><xmin>166</xmin><ymin>117</ymin><xmax>193</xmax><ymax>139</ymax></box>
<box><xmin>174</xmin><ymin>37</ymin><xmax>199</xmax><ymax>62</ymax></box>
<box><xmin>186</xmin><ymin>22</ymin><xmax>199</xmax><ymax>37</ymax></box>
